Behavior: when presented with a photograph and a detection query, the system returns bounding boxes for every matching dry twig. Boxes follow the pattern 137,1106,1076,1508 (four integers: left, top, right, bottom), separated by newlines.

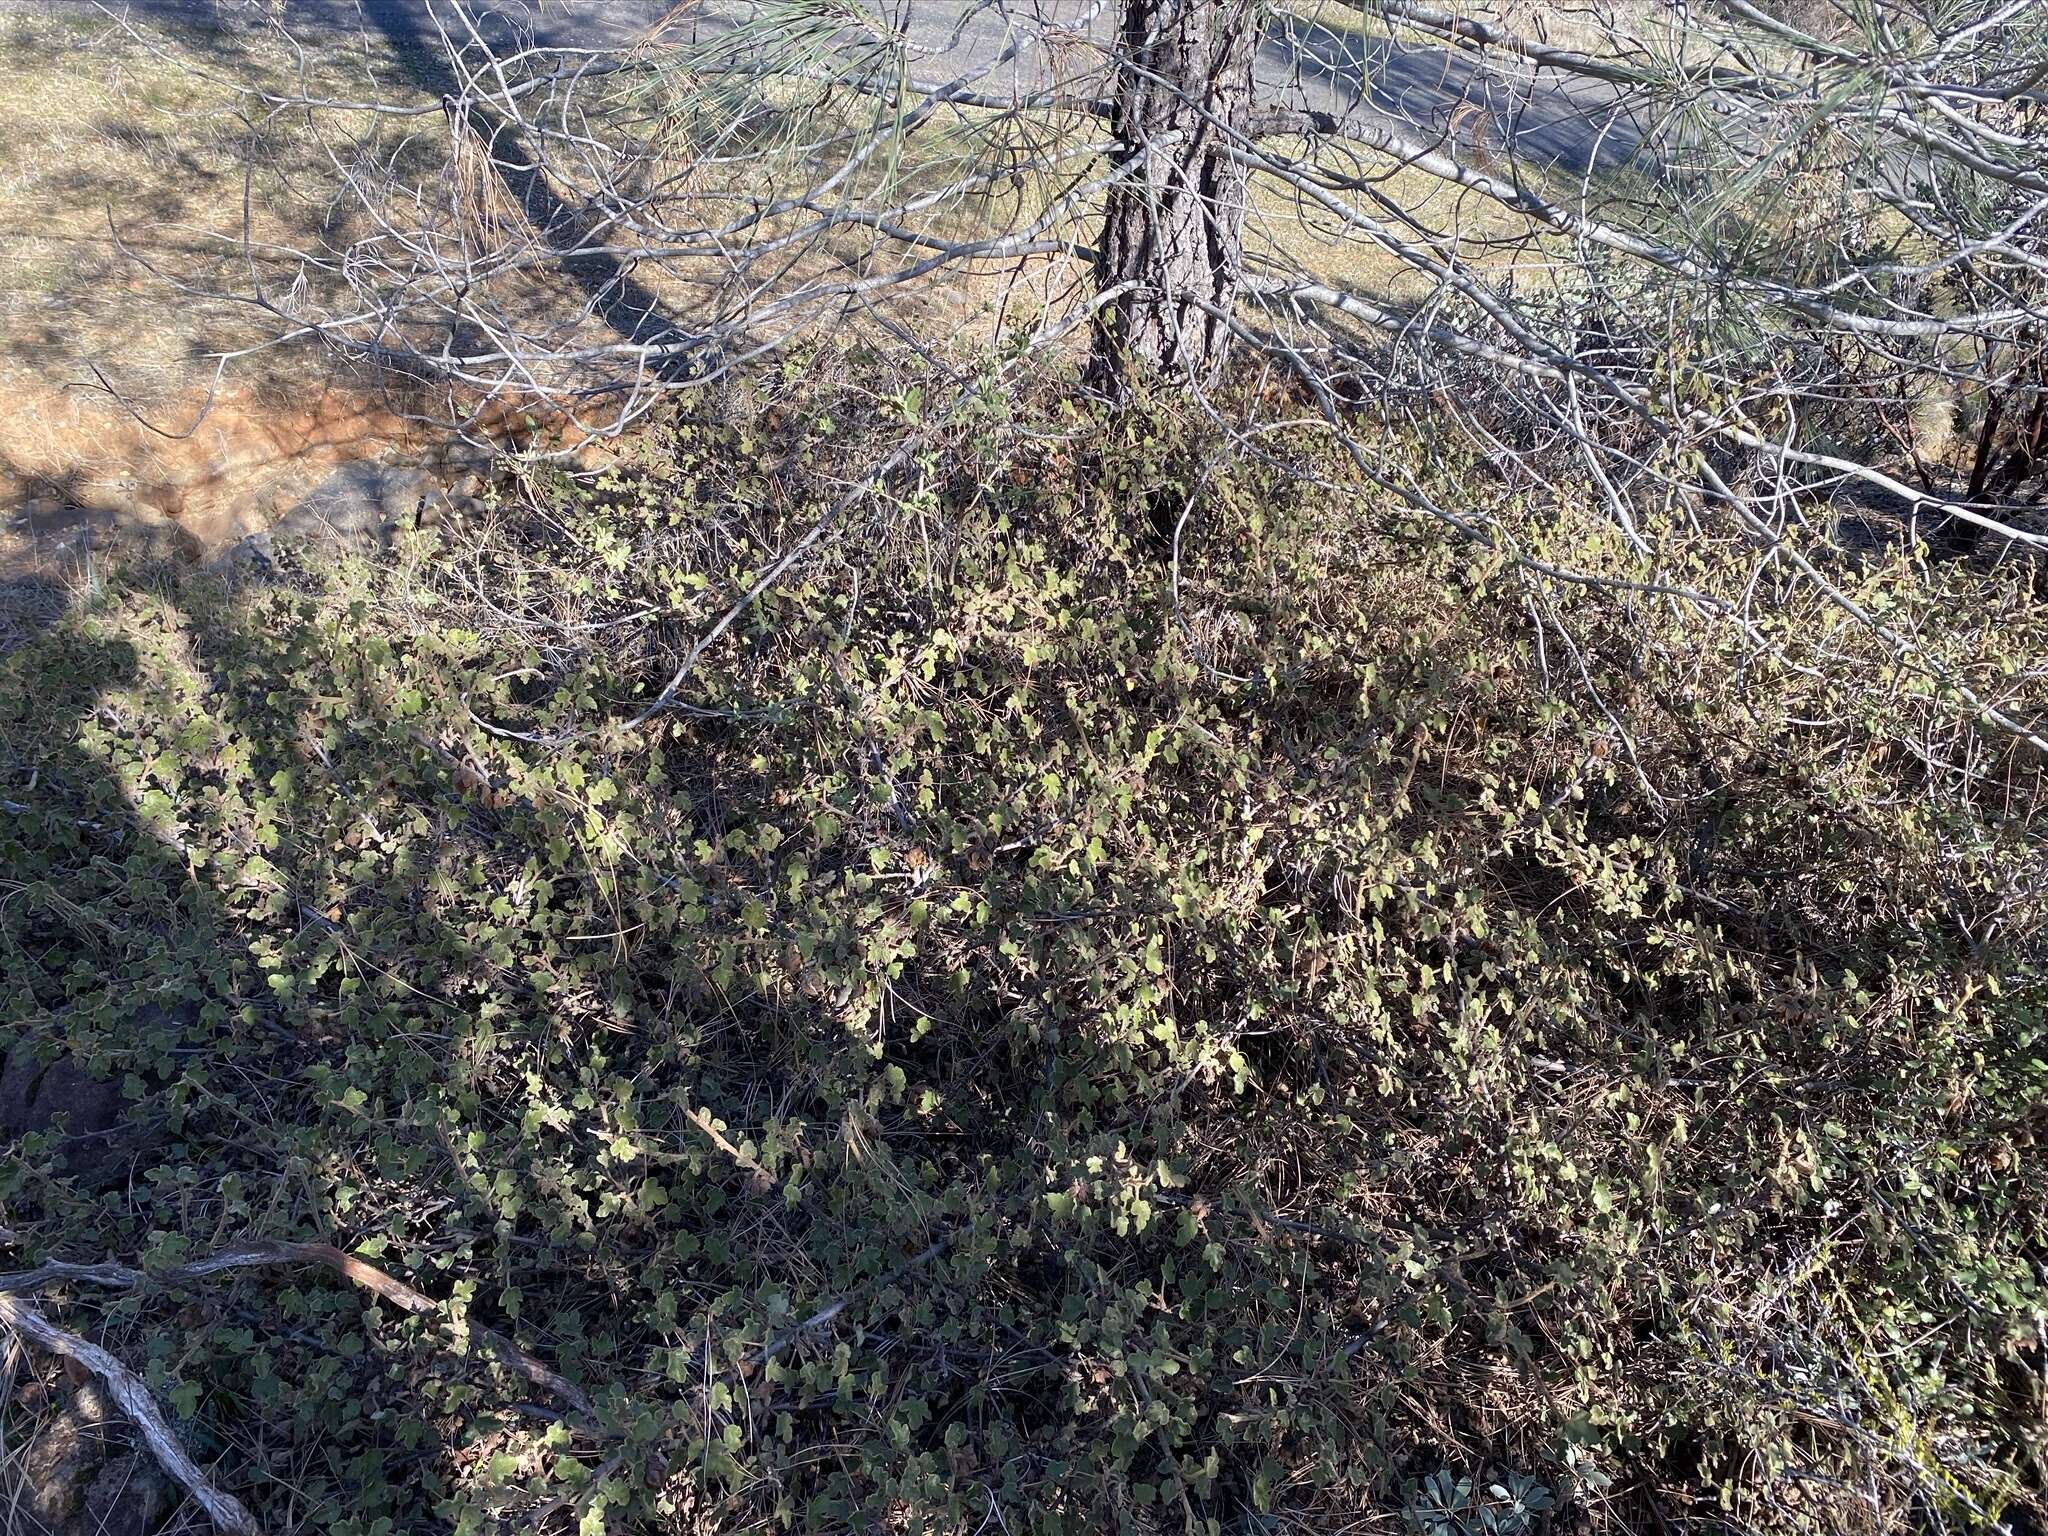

0,1291,262,1536
0,1239,591,1416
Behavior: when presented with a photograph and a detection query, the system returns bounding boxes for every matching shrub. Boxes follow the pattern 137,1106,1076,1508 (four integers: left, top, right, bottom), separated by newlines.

2,365,2044,1535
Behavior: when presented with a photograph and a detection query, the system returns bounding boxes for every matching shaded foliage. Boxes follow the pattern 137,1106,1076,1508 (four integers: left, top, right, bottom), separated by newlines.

2,364,2045,1534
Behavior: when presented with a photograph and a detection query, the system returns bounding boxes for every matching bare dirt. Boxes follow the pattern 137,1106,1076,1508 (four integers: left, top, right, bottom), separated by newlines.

0,376,423,559
0,8,440,576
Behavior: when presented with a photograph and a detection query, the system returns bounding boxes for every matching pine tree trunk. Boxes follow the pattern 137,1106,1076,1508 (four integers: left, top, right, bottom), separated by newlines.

1090,0,1259,392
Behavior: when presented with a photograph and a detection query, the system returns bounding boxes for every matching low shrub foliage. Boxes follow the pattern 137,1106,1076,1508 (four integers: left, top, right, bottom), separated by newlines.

3,362,2045,1535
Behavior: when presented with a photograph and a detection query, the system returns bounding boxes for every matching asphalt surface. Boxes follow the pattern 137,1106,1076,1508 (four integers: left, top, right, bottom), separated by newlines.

32,0,1648,173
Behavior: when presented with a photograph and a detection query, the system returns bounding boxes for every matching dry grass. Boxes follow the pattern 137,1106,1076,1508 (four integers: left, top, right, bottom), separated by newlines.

0,2,1605,573
0,9,435,568
1279,0,1686,64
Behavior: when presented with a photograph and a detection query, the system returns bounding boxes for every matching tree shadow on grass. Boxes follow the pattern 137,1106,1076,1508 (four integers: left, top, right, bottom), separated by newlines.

0,565,502,1533
0,552,995,1533
0,538,1224,1534
0,575,236,1534
342,1,707,385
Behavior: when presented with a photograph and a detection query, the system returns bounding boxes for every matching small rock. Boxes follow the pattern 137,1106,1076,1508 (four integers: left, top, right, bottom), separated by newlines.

271,464,423,548
0,1045,132,1175
18,1382,118,1532
81,1455,175,1536
378,470,427,526
213,531,275,576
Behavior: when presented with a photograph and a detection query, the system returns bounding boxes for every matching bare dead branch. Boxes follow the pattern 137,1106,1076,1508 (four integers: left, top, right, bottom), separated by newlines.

0,1291,263,1536
0,1239,591,1416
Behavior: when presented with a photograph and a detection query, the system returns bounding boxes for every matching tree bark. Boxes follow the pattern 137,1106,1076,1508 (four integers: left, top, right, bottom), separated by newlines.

1091,0,1259,392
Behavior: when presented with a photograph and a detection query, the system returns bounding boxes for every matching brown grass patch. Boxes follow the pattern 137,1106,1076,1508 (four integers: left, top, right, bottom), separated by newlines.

0,9,436,565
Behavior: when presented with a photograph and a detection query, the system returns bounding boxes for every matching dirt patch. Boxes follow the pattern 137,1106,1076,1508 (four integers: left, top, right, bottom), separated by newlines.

0,10,735,571
0,375,426,558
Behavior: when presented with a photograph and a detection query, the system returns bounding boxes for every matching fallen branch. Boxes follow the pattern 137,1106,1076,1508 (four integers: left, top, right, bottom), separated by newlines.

685,1106,777,1196
0,1239,590,1416
0,1291,262,1536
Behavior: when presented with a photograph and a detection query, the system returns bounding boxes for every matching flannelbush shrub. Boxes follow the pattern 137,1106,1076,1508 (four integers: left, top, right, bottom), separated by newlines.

2,362,2044,1535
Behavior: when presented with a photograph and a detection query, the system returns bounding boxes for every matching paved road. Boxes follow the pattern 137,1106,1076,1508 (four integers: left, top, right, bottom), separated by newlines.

34,0,1648,174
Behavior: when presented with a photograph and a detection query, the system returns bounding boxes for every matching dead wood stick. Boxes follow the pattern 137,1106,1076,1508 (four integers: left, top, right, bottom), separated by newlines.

0,1291,261,1536
0,1239,590,1416
685,1106,776,1194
